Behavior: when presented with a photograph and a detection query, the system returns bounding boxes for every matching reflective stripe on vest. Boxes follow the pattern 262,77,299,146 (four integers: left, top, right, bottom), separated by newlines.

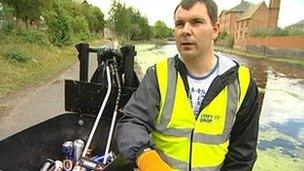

151,58,251,171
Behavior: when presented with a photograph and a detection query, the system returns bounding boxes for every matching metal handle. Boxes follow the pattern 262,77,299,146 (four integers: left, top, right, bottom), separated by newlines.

82,65,112,157
103,58,122,164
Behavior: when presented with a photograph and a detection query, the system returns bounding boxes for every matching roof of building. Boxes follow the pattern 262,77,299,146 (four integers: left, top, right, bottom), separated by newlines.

228,1,254,13
219,10,226,17
237,2,266,21
290,20,304,26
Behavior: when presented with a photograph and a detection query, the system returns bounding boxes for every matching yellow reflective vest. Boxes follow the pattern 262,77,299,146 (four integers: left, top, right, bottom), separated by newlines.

151,58,251,171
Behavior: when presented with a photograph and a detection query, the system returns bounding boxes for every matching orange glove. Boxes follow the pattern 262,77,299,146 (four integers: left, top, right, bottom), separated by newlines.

137,149,173,171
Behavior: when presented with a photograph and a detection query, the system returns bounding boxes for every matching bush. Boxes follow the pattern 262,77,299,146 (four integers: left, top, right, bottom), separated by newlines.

43,1,72,46
78,32,90,41
69,16,90,41
217,31,234,48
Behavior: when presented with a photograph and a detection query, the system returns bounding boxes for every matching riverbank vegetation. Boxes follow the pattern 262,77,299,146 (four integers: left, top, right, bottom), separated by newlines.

215,46,304,67
107,0,173,44
0,0,106,100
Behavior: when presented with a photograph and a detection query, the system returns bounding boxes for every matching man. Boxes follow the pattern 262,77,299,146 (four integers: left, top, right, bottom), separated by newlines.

116,0,260,170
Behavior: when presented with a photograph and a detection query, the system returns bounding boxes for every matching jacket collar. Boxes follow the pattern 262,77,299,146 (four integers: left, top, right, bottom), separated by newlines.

174,53,238,77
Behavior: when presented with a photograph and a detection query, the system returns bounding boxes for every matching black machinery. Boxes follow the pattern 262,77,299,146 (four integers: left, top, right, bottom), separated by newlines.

0,43,140,170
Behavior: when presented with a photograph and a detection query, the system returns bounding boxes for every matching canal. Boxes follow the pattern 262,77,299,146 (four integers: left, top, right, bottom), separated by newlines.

149,44,304,170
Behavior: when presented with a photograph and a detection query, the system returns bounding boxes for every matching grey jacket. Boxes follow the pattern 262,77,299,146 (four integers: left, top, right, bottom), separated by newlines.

115,54,260,171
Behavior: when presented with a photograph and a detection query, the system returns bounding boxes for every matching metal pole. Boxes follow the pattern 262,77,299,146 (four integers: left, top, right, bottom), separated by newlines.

82,65,112,157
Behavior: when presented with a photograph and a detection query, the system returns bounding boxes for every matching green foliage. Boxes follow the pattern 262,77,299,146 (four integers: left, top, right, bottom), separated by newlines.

0,38,78,98
14,29,48,44
217,31,234,48
218,31,232,40
82,4,105,34
0,0,47,27
43,0,72,46
69,15,90,40
1,19,14,33
108,1,151,41
131,11,151,40
61,1,91,38
153,20,172,39
1,0,105,46
0,5,14,33
108,1,132,37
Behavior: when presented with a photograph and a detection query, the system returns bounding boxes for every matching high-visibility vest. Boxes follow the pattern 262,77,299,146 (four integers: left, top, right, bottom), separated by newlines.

151,58,251,171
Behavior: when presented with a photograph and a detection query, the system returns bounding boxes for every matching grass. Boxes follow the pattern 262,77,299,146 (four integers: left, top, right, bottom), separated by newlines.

0,33,106,99
0,41,78,99
215,46,304,67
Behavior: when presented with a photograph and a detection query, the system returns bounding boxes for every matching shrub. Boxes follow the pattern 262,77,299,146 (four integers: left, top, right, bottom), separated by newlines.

43,1,72,46
217,31,234,48
69,16,90,41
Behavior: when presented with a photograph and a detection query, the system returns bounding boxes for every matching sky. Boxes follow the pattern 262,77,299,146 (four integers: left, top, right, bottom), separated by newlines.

86,0,304,29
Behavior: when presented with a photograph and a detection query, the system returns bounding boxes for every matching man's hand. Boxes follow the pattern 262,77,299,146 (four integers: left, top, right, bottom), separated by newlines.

137,149,173,171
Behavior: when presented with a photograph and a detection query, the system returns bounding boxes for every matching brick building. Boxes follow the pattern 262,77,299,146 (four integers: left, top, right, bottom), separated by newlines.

219,0,281,47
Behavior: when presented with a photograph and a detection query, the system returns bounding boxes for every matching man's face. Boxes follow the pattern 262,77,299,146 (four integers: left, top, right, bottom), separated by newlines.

174,2,219,59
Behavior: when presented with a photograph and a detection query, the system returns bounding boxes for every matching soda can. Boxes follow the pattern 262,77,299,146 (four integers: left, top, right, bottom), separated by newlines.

50,160,63,171
62,141,74,171
72,164,86,171
40,158,54,171
73,139,85,162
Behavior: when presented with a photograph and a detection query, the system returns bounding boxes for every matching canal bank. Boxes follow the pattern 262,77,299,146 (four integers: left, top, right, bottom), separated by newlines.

215,46,304,67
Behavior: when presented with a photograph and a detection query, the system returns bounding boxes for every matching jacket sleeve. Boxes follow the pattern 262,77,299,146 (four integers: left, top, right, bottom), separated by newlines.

221,78,261,171
115,66,160,165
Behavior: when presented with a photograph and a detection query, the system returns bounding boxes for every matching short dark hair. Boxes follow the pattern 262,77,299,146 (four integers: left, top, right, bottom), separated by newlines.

174,0,218,25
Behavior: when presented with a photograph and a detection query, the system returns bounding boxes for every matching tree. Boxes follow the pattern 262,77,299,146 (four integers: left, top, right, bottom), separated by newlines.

130,10,151,40
0,0,47,28
108,0,132,38
108,1,152,40
154,20,172,38
81,4,105,34
43,0,72,46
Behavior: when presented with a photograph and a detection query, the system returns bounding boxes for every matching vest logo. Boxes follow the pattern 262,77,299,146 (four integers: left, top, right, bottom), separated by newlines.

200,114,221,123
